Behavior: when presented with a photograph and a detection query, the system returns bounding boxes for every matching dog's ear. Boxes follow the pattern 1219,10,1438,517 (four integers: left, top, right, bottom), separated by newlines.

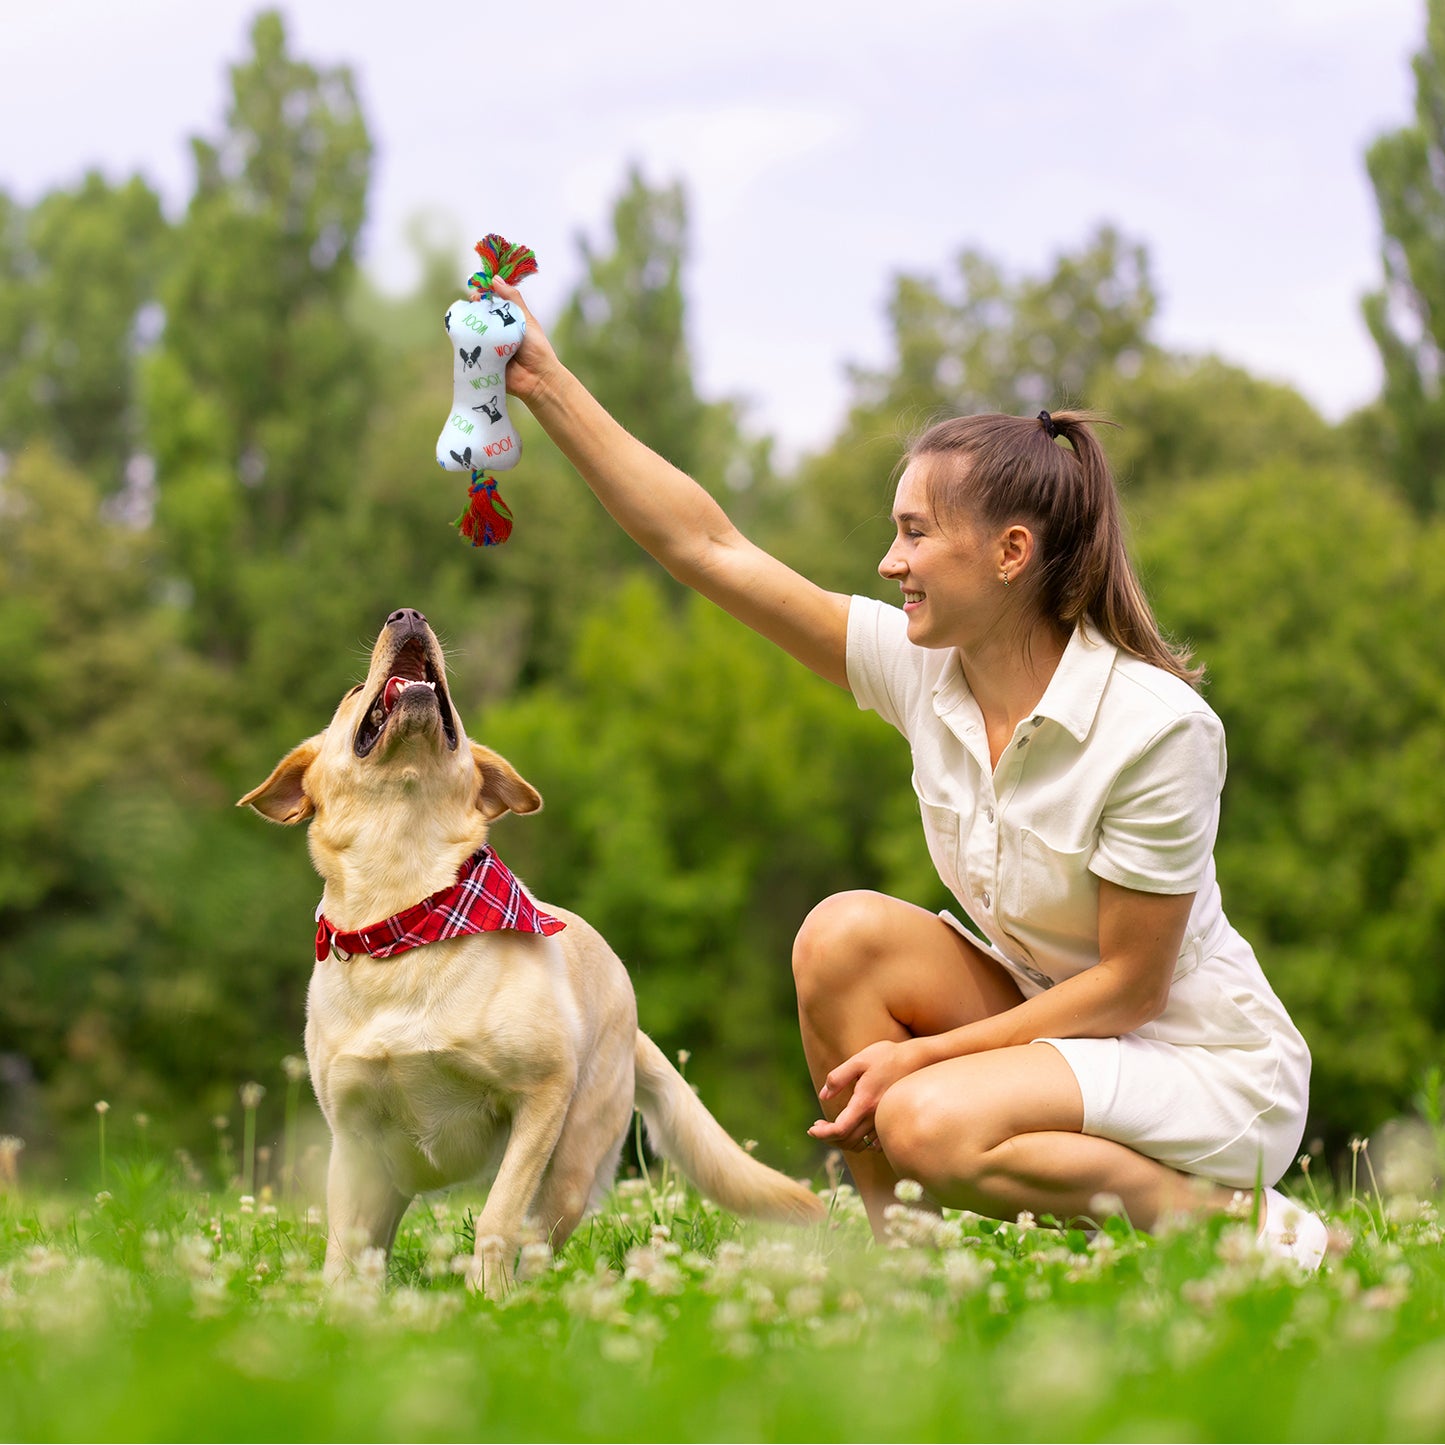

471,742,542,821
236,738,323,824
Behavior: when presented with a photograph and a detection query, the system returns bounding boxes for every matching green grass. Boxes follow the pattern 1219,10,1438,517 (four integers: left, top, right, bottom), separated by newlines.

0,1142,1443,1443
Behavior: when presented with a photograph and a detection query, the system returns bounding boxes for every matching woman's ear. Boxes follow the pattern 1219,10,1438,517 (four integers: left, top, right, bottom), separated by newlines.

999,523,1037,581
236,738,323,824
471,742,543,821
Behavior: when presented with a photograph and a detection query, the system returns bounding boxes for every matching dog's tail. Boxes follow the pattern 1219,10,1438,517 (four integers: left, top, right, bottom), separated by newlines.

633,1032,825,1224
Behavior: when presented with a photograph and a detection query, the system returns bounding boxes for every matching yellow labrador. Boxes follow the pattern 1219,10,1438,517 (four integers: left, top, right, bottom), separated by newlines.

240,607,821,1294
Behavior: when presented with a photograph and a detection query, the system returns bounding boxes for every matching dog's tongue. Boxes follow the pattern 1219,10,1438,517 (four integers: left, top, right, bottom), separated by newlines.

383,676,408,714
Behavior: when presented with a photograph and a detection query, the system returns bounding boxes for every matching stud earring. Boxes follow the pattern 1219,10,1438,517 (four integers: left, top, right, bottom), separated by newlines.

1001,569,1011,587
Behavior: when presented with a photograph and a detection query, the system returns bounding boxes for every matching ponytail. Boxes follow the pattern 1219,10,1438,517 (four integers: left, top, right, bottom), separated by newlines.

911,410,1202,687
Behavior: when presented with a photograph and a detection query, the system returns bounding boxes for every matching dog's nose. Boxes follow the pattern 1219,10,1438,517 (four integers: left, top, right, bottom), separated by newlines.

386,608,427,630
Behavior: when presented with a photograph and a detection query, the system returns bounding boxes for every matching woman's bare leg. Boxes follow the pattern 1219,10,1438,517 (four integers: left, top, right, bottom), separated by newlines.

792,891,1025,1233
874,1043,1232,1227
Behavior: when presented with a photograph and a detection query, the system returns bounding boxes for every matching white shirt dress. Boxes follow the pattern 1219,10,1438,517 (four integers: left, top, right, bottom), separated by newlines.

847,596,1311,1189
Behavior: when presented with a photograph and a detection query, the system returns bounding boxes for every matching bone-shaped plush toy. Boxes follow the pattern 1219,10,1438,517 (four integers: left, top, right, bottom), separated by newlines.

435,235,538,545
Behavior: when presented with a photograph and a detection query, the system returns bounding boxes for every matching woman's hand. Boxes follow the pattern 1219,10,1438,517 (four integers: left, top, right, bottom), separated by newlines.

483,278,564,407
807,1039,919,1153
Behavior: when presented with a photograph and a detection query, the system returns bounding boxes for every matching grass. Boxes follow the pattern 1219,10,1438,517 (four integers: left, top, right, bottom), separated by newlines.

0,1122,1443,1443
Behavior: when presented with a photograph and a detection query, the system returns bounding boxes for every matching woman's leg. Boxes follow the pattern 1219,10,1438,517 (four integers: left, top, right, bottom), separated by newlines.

874,1043,1232,1228
792,891,1025,1233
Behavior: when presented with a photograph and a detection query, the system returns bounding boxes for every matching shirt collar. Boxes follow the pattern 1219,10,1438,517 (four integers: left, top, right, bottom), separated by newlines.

931,620,1117,743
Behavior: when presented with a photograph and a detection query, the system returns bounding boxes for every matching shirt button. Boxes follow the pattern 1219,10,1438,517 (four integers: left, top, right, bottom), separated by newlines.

1017,736,1029,749
986,807,995,823
981,890,992,908
1032,715,1044,726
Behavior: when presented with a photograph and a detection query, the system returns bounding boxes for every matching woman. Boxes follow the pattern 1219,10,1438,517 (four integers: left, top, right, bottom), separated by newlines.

489,278,1325,1267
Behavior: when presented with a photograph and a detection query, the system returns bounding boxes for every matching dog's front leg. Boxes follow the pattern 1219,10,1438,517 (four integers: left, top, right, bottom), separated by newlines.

466,1079,574,1300
322,1134,412,1285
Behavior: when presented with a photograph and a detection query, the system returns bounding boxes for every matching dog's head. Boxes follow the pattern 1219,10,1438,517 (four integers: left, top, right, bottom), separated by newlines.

237,609,540,869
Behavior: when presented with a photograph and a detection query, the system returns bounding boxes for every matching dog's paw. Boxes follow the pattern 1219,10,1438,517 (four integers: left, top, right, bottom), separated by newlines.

461,1233,515,1301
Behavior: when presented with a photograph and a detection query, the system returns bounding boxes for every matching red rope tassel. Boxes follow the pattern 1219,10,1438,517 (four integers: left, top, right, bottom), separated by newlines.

453,471,514,546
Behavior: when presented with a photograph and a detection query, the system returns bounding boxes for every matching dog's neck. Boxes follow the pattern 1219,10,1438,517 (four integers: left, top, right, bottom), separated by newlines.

310,797,490,931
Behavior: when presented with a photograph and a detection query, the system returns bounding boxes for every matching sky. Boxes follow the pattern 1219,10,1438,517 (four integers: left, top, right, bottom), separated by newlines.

0,0,1425,456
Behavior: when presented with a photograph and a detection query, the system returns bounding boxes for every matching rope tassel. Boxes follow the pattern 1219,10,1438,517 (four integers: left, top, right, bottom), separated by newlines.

453,471,514,547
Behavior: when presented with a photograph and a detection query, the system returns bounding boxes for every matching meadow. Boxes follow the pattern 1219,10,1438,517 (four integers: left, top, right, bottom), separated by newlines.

2,1092,1444,1444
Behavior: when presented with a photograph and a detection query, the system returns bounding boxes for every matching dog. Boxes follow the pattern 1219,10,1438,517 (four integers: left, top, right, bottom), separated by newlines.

239,608,822,1295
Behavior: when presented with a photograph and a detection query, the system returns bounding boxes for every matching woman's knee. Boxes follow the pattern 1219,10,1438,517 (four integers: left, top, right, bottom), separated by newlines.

791,891,897,1004
875,1070,988,1187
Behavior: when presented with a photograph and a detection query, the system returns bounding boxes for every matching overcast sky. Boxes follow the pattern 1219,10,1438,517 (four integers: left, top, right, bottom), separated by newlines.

0,0,1423,455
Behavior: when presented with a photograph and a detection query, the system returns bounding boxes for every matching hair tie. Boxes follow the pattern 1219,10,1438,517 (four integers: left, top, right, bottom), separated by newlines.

1037,410,1060,439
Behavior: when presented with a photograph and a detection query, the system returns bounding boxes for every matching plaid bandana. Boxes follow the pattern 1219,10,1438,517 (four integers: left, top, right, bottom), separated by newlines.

315,845,565,962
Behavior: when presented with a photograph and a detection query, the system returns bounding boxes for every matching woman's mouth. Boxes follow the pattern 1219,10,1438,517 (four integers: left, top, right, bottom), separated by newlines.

902,589,925,610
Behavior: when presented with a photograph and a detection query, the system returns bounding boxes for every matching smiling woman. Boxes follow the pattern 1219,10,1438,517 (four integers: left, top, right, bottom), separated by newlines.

490,278,1327,1270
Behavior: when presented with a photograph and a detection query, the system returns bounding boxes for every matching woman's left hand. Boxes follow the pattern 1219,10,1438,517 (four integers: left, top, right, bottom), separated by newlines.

807,1039,918,1153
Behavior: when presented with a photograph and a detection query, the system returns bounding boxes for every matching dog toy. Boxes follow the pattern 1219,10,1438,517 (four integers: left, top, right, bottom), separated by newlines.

436,234,538,545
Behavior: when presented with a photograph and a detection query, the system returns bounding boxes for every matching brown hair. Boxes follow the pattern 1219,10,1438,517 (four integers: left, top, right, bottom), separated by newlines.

910,411,1202,686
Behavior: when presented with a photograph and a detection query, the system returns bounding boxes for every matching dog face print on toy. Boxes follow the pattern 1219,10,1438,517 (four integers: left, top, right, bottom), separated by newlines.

435,235,538,546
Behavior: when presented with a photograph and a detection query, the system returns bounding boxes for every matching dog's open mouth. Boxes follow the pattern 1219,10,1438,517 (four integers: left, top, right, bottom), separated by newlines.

354,636,459,758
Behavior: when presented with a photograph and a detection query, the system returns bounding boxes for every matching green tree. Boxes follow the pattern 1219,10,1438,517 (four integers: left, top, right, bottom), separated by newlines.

1092,352,1338,495
146,9,374,662
1363,0,1445,516
0,174,170,489
780,227,1158,592
1139,463,1445,1138
481,574,930,1166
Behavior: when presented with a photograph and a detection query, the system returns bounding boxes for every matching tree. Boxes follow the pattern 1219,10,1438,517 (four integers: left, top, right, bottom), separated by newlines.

1092,352,1337,495
480,574,930,1166
0,174,170,490
779,227,1159,593
145,9,375,661
1138,462,1445,1138
1363,0,1445,517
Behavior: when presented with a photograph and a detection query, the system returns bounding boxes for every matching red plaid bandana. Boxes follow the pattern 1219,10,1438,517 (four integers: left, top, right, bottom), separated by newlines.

315,845,565,962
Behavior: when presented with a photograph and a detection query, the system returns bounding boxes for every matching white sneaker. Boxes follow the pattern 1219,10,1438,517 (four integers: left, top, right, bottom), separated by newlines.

1259,1186,1328,1272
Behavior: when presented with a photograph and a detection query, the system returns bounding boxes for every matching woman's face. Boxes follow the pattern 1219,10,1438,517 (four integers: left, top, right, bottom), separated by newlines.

879,459,1006,650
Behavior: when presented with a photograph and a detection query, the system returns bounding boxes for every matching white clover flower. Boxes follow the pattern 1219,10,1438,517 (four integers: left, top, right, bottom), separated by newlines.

93,1101,110,1115
1015,1210,1037,1230
516,1242,553,1282
1088,1191,1126,1220
281,1055,308,1083
784,1284,824,1321
893,1178,924,1203
239,1082,266,1110
1225,1190,1255,1220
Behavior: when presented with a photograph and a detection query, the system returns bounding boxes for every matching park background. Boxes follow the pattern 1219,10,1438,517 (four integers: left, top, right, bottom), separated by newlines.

1,0,1444,1184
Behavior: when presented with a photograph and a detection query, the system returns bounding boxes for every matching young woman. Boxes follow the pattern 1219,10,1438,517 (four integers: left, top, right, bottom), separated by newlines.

488,278,1325,1267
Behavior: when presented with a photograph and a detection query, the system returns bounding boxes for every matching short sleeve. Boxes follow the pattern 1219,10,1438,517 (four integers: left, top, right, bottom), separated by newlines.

1089,711,1227,895
846,595,923,735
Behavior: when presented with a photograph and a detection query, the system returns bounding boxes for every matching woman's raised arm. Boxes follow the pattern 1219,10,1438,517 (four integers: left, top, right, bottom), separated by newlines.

491,279,852,689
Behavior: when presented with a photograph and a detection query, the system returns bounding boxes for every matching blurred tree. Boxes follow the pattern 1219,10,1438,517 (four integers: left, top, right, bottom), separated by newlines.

780,226,1158,592
1092,353,1337,495
0,445,240,1119
478,168,780,684
0,174,170,490
1140,462,1445,1138
145,8,375,664
481,574,930,1166
1363,0,1445,516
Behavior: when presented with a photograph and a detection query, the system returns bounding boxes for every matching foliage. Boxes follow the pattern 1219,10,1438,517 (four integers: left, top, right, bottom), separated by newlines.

482,574,936,1167
1,7,1443,1179
1363,0,1445,517
1139,464,1445,1136
779,225,1158,592
0,174,170,493
0,1136,1442,1443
